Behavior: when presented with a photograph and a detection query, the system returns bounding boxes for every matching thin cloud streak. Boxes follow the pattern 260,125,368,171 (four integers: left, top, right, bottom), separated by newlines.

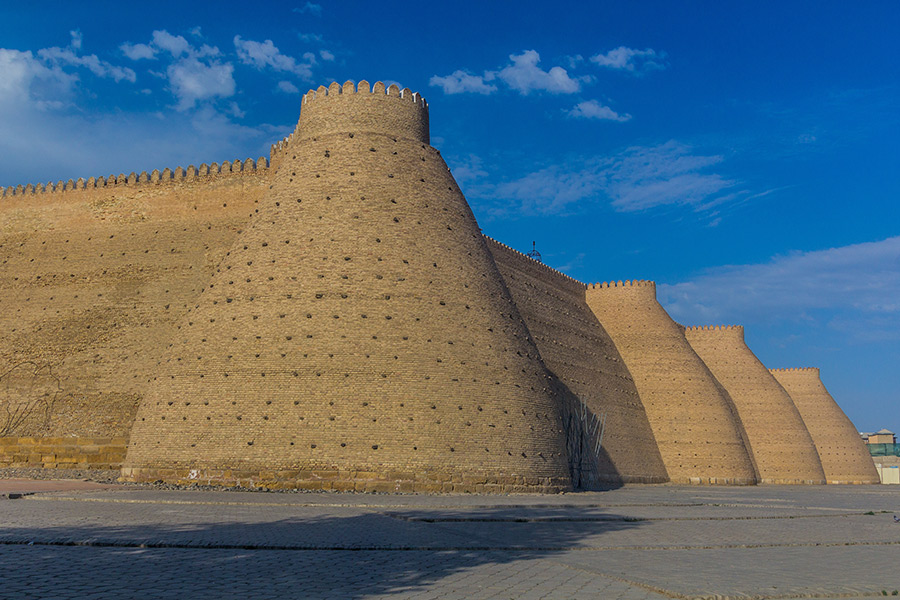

660,236,900,339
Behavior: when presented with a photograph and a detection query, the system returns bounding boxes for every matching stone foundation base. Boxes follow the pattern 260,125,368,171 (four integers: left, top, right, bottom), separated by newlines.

119,466,573,494
0,437,128,469
758,478,827,485
671,476,758,486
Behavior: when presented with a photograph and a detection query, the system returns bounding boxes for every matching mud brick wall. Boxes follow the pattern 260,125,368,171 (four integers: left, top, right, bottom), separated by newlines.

0,160,271,438
770,368,879,484
585,281,757,485
684,326,825,484
486,238,667,485
0,436,127,469
121,81,573,493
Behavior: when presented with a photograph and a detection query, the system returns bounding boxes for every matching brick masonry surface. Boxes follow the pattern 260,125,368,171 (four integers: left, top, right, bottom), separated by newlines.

0,79,872,491
771,368,880,484
584,282,758,485
684,326,826,484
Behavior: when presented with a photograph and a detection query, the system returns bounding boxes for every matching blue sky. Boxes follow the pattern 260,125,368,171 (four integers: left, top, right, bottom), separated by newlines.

1,1,898,434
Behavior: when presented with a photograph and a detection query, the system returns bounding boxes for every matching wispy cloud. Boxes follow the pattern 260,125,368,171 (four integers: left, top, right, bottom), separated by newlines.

481,141,741,215
294,2,322,16
659,236,900,340
234,36,315,80
591,46,666,73
567,99,631,122
431,50,582,96
38,30,136,83
497,50,582,95
277,80,300,94
429,70,497,95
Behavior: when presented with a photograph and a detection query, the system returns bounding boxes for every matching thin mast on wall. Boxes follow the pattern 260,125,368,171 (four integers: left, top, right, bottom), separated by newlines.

526,241,542,263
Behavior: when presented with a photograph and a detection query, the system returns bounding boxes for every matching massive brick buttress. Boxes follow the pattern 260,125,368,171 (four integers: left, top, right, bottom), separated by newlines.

584,281,758,485
486,240,668,484
121,81,574,492
684,326,826,484
770,368,879,484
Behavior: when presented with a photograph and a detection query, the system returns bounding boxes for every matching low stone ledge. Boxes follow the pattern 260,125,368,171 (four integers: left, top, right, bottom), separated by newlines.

119,466,573,494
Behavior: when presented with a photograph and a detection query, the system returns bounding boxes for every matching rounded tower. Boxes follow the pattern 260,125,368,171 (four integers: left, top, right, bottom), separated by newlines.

684,326,825,484
770,368,879,484
585,281,757,485
122,81,573,493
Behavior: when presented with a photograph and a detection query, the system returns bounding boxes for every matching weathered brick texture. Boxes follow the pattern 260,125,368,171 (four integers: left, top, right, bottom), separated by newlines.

684,326,826,484
584,282,757,485
0,78,871,491
121,81,573,492
486,239,668,485
770,368,879,484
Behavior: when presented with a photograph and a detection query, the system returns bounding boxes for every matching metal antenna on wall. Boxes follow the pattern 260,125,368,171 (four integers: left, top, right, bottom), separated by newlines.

526,241,542,263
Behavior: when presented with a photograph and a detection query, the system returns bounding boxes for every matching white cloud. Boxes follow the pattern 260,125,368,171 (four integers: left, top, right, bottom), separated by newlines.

294,2,322,16
431,51,582,96
31,31,136,83
38,46,136,83
234,36,314,80
167,57,235,111
120,42,156,61
151,30,192,58
601,141,735,211
277,80,300,94
659,237,900,338
319,49,335,62
429,70,497,95
297,33,323,43
591,46,666,73
497,50,581,95
0,49,75,108
568,99,631,122
485,141,740,215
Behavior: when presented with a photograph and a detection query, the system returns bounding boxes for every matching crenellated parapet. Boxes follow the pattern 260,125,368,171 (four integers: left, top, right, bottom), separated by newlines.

2,156,272,199
297,79,430,144
482,235,586,288
684,324,745,340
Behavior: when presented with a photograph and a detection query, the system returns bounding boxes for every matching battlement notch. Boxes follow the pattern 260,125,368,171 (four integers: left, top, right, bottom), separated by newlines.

297,79,430,144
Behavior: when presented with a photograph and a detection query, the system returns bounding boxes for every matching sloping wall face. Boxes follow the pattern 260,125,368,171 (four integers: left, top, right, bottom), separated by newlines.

584,282,757,485
122,82,574,493
770,368,880,484
684,326,826,484
0,168,268,438
486,239,668,484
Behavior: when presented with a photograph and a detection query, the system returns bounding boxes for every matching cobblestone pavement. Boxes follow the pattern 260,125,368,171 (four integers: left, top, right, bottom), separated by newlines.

0,483,898,599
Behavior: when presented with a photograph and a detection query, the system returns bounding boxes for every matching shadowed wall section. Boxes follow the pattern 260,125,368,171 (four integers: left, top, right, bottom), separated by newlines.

770,368,879,484
585,281,757,485
121,82,573,493
486,239,668,484
684,326,826,484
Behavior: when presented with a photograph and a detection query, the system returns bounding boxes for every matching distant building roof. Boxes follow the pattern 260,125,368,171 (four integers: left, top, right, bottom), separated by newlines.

875,428,895,435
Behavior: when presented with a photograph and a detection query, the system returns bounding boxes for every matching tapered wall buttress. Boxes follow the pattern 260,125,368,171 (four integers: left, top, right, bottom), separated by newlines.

584,282,757,485
770,368,879,484
684,326,826,484
122,82,574,493
486,240,668,485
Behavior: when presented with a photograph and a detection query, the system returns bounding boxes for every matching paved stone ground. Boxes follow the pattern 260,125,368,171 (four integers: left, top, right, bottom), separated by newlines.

0,483,898,599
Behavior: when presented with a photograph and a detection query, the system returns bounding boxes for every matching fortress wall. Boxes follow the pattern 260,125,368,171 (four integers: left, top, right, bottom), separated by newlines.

298,80,429,144
122,82,573,494
0,436,127,470
770,368,880,484
584,282,758,484
485,238,668,484
0,162,270,438
684,326,826,484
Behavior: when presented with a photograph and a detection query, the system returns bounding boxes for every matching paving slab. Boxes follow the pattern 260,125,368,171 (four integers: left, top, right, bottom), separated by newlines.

1,481,898,599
